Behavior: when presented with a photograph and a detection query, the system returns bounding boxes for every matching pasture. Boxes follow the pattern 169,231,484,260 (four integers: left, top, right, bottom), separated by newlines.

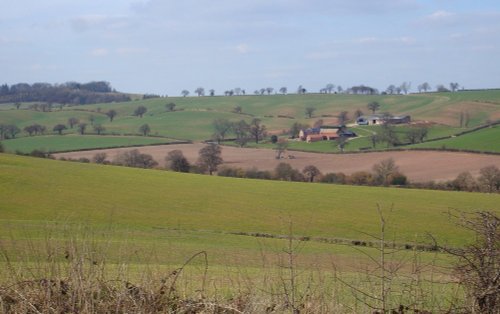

1,90,499,153
1,153,498,311
1,134,175,153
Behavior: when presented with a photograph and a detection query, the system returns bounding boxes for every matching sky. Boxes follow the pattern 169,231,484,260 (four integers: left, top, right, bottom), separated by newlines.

1,0,500,95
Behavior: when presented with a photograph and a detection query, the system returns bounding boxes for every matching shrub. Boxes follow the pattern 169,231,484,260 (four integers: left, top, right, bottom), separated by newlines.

113,149,158,169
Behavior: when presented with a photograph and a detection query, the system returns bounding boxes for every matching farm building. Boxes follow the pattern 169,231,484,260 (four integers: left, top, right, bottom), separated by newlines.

300,125,355,142
387,115,411,124
306,133,339,143
356,115,384,125
356,114,411,125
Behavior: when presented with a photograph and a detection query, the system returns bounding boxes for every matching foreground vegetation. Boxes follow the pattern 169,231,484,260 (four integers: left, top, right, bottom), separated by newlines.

1,154,498,312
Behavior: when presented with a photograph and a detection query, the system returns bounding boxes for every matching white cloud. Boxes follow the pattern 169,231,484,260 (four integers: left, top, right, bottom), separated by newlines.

425,10,456,22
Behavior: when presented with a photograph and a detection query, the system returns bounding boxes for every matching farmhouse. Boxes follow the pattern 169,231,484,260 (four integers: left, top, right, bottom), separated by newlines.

300,125,355,142
356,115,384,125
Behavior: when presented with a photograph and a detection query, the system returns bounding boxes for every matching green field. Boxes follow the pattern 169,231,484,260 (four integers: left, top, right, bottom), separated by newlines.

1,134,175,153
1,153,498,247
408,124,500,153
1,90,499,148
1,153,497,311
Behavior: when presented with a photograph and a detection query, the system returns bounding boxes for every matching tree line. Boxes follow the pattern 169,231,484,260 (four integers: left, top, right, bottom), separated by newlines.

0,81,131,104
180,81,464,97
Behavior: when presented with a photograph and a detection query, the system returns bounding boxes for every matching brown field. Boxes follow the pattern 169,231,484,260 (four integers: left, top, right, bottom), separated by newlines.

54,144,500,182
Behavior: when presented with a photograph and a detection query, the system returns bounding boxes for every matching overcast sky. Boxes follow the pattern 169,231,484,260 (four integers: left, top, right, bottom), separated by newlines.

1,0,500,95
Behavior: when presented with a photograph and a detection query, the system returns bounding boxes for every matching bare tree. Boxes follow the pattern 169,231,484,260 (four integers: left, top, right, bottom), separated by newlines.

325,83,335,93
367,101,380,114
77,123,87,135
400,81,411,94
139,123,151,136
478,165,500,193
133,105,147,118
68,117,79,129
165,150,190,172
417,82,430,93
194,87,205,96
197,144,223,175
106,109,117,122
233,120,250,147
433,211,499,314
92,152,107,164
303,165,321,182
372,158,399,185
113,149,158,168
212,118,232,143
93,124,105,135
249,118,266,144
450,82,460,92
53,124,67,135
305,106,316,118
274,139,288,159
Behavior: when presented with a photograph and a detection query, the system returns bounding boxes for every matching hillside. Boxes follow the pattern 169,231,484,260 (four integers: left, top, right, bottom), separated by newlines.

1,90,499,155
1,153,498,246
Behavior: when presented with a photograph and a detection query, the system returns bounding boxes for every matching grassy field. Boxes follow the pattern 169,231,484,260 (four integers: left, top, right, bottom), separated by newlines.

1,153,498,247
1,90,499,146
408,124,500,153
1,153,497,311
1,134,175,153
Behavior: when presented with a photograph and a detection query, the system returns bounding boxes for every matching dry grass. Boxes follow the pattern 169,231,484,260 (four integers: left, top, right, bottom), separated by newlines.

0,223,464,314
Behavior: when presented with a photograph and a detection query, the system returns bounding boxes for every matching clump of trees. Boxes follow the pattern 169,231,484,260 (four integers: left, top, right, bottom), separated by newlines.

0,81,130,104
165,150,190,172
0,124,21,139
113,149,158,168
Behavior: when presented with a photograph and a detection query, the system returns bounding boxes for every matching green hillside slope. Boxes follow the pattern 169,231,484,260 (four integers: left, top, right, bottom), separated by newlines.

1,154,498,247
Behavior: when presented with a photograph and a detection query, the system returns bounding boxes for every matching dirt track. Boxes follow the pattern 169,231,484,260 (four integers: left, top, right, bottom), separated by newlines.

54,144,500,182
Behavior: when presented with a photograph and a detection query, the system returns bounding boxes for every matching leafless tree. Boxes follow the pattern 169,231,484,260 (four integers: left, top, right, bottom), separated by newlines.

302,165,321,182
197,144,223,175
133,105,147,118
53,124,67,135
194,87,205,96
165,150,190,172
68,117,79,128
305,106,316,118
93,124,105,135
274,139,288,159
106,109,117,122
372,158,399,185
77,123,87,135
249,118,266,144
139,123,151,136
433,210,499,314
478,165,500,193
367,101,380,114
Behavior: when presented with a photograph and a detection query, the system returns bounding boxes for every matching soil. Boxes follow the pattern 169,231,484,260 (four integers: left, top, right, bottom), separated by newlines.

54,144,500,183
